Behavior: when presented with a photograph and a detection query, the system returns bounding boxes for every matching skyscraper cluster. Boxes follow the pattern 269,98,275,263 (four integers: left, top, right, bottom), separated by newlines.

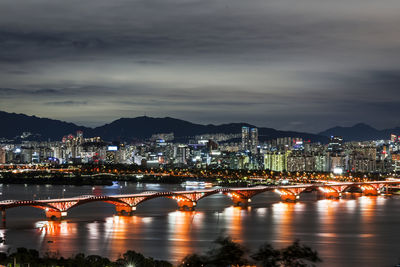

241,127,258,154
1,128,400,174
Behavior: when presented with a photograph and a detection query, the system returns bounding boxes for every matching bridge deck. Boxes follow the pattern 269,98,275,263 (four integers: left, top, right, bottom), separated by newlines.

0,180,399,205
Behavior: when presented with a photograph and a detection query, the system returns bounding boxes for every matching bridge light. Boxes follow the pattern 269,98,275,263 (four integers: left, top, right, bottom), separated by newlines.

248,199,252,203
61,212,67,217
296,195,300,199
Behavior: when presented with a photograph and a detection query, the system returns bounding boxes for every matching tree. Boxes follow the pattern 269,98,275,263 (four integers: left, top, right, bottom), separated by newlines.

179,236,248,267
280,240,322,267
117,250,172,267
251,243,281,267
180,253,207,267
207,236,249,267
85,255,112,267
180,237,322,267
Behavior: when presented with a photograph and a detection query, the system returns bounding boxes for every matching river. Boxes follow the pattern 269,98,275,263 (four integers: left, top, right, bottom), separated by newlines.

0,182,399,266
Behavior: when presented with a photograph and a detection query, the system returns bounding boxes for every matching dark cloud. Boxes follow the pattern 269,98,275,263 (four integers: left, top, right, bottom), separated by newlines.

0,0,399,132
0,88,20,95
0,87,63,96
45,100,88,106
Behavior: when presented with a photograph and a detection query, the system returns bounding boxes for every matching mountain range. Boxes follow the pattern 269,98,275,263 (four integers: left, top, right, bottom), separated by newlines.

0,111,327,143
0,111,398,143
318,123,400,141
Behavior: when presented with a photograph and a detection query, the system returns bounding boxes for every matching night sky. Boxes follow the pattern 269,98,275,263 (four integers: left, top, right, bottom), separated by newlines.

1,0,399,132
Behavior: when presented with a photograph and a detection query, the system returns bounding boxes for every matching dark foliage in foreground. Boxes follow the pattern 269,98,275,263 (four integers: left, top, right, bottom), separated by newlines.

0,237,321,267
0,247,172,267
179,237,322,267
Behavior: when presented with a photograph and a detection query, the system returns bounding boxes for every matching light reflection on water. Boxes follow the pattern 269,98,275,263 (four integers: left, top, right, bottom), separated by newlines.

272,202,293,244
167,211,198,260
0,184,399,266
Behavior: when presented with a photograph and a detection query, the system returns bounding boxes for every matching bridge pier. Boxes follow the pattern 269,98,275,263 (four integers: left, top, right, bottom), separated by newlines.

225,192,251,207
317,192,340,199
178,201,196,211
316,186,341,199
232,197,250,207
361,185,379,196
318,190,340,199
280,194,298,202
115,206,133,216
45,210,65,220
324,192,340,199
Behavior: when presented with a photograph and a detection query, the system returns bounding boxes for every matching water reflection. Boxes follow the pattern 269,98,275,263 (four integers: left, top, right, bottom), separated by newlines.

345,199,357,212
168,211,202,261
87,222,100,253
105,216,144,258
271,202,296,244
223,206,245,241
36,221,77,256
317,199,339,242
357,196,380,263
36,221,75,237
358,196,378,237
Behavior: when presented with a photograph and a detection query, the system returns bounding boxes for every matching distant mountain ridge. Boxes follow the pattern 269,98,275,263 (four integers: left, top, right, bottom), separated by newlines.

318,123,400,141
0,111,92,141
0,111,327,143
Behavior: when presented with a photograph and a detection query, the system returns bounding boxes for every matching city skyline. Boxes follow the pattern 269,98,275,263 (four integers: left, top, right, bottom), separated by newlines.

1,0,400,132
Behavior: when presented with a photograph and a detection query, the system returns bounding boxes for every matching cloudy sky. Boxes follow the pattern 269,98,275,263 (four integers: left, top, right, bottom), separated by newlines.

1,0,399,132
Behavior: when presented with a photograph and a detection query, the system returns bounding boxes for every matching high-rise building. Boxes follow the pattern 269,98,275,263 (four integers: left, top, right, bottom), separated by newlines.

174,145,189,165
330,155,346,173
242,127,250,151
315,154,330,172
264,151,288,171
328,136,343,152
242,126,258,153
250,128,258,154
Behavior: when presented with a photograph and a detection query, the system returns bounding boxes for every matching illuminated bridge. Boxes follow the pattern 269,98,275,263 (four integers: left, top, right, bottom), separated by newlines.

0,180,399,221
